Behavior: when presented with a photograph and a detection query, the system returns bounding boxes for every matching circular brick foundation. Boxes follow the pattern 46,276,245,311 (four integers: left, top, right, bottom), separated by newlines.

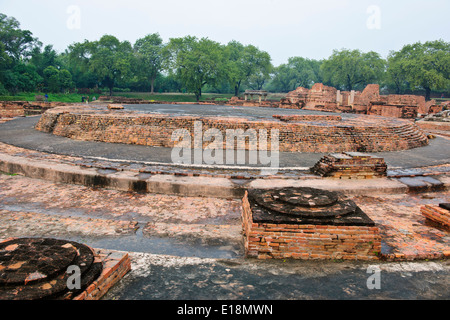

0,238,102,300
35,105,429,153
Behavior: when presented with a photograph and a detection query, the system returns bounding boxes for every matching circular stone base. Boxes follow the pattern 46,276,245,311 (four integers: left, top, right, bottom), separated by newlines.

34,105,429,153
273,187,339,208
0,238,102,300
249,187,357,219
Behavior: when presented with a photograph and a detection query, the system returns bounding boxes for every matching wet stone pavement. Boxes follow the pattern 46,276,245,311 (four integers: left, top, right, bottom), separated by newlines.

0,172,449,299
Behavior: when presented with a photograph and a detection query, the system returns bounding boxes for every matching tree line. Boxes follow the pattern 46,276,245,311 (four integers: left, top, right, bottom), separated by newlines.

1,13,449,101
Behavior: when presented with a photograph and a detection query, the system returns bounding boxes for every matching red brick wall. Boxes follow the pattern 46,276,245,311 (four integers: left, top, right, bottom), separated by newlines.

0,101,62,118
242,192,381,261
0,102,26,118
421,205,450,229
35,107,430,153
282,84,427,119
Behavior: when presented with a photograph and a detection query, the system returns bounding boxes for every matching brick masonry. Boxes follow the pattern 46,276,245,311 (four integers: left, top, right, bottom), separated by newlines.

71,249,131,300
311,152,387,179
421,205,450,229
35,106,429,153
0,101,64,118
242,192,382,261
279,83,442,119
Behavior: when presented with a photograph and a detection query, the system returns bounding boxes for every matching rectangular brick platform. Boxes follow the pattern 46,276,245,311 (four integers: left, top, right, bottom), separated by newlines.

242,192,381,261
71,249,131,300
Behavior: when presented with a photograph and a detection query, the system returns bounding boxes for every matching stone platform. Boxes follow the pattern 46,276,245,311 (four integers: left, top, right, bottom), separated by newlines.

34,104,429,153
242,188,381,261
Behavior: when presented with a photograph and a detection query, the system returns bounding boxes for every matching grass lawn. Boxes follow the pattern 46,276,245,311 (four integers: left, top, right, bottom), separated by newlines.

119,92,285,102
118,92,234,102
0,92,101,103
0,92,286,103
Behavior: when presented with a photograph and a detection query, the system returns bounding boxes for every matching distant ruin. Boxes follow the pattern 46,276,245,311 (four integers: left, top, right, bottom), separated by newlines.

279,83,442,119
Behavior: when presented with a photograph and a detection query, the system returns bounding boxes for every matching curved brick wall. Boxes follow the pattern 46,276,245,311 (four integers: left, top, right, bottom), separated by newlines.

35,106,429,153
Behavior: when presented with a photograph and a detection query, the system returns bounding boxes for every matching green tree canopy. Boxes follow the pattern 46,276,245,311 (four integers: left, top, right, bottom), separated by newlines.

387,40,450,100
0,13,41,61
68,35,133,96
270,57,323,92
165,36,226,102
30,45,60,77
133,33,165,94
321,49,386,91
43,66,61,93
0,13,42,94
3,62,42,94
225,41,273,96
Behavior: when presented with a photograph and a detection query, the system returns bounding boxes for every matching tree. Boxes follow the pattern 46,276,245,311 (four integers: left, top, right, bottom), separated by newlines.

68,35,133,96
0,13,41,61
0,13,41,94
62,47,97,90
165,36,226,102
133,33,165,94
270,57,323,92
387,40,450,100
43,66,60,93
30,44,59,77
321,49,386,91
3,62,41,94
59,69,73,92
269,64,296,92
225,41,273,96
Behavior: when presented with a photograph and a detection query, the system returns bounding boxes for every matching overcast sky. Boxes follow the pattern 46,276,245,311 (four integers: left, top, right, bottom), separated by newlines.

1,0,449,66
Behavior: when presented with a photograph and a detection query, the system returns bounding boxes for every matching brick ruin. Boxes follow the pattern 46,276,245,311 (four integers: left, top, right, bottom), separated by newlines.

0,101,65,118
242,187,381,260
279,83,442,119
416,109,450,137
35,105,429,153
311,152,387,179
421,204,450,230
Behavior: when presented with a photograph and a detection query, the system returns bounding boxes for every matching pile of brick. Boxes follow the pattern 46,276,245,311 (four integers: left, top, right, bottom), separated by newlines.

421,204,450,229
311,152,387,179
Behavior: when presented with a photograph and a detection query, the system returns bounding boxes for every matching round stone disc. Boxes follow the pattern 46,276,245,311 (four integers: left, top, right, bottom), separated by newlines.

0,238,102,300
0,238,78,286
249,188,357,218
272,187,339,208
